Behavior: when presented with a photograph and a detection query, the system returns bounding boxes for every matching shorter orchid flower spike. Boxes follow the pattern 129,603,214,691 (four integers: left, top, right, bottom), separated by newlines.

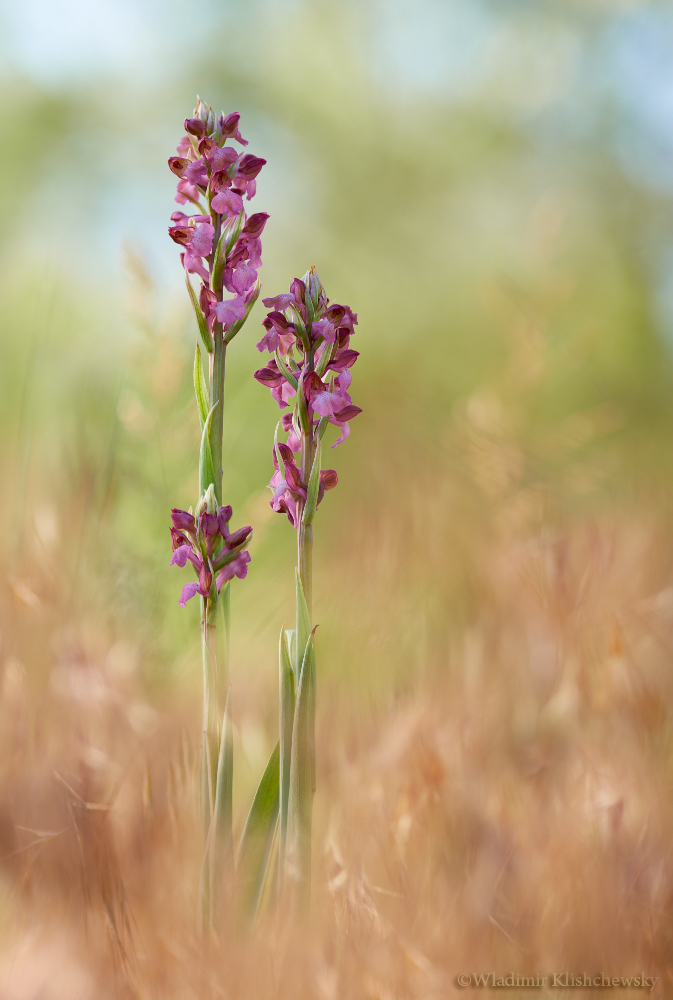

170,500,252,607
256,267,359,526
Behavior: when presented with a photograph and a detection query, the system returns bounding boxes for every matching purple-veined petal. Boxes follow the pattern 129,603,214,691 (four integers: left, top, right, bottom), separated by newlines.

246,238,262,269
311,391,345,417
231,264,257,294
286,427,301,452
311,318,336,344
171,508,195,532
321,469,338,490
168,156,188,177
184,117,206,138
211,189,244,217
182,251,210,283
330,422,350,448
225,525,252,549
219,112,248,146
218,505,233,536
262,293,296,311
179,581,202,608
328,349,359,371
216,551,251,588
199,511,219,536
333,404,362,421
190,223,215,257
256,330,278,353
336,369,352,394
175,179,201,205
170,544,192,568
184,158,208,186
242,213,269,239
215,296,247,327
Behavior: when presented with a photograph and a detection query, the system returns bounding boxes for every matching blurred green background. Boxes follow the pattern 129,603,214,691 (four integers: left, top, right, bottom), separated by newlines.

2,0,673,772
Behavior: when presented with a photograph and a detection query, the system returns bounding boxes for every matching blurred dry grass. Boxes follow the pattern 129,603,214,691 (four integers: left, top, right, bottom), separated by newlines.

3,399,673,996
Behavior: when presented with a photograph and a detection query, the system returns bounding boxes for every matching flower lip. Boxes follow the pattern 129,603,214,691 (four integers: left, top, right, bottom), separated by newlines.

216,550,251,588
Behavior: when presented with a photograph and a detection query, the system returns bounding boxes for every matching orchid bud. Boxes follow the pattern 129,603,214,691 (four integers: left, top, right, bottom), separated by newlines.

195,483,216,521
204,483,217,515
303,265,325,315
199,511,219,537
194,96,210,123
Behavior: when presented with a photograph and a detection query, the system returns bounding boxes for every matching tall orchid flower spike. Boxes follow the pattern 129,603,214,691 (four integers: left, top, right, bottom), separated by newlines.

252,266,360,913
167,97,267,930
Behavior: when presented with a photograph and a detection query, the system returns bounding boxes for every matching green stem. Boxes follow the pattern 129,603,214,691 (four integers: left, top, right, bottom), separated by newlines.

298,431,314,615
209,328,226,505
199,588,229,930
286,424,317,911
200,602,213,837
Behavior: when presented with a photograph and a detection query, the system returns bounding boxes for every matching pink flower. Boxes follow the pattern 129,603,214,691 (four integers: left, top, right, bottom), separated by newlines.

214,296,247,329
170,504,252,607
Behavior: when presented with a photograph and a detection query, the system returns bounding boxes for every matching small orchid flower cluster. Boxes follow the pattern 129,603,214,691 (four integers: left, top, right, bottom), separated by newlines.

168,98,269,339
170,493,251,609
254,268,361,528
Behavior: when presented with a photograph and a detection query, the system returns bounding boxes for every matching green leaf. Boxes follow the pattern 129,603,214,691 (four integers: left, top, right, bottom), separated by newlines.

296,374,310,433
278,626,295,884
185,274,214,354
199,403,218,497
301,441,322,526
275,349,299,392
274,421,286,482
315,341,334,378
193,342,209,430
213,691,233,854
223,210,245,258
236,741,280,922
285,629,297,679
315,415,330,442
295,568,311,681
211,535,251,572
285,633,316,909
208,690,233,919
210,233,226,293
210,214,244,293
224,278,261,344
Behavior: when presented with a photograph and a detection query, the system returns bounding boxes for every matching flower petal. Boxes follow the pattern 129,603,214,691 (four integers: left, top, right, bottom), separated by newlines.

179,581,202,608
170,544,192,568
